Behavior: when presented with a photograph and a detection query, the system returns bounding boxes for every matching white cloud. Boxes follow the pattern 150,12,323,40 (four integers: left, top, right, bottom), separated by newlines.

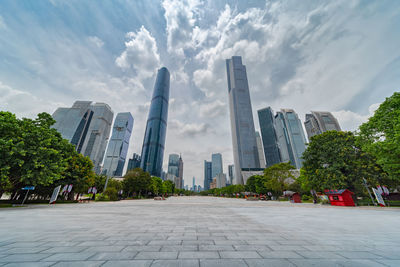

116,26,160,81
88,36,104,48
199,99,226,118
169,119,211,137
332,103,381,132
0,81,60,118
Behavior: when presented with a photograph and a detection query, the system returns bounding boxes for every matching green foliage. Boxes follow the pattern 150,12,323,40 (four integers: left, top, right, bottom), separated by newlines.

122,168,151,197
263,163,295,197
359,92,400,188
163,180,175,194
302,131,386,195
0,112,77,194
104,187,118,201
107,179,122,192
94,174,107,193
203,184,245,197
149,176,164,195
60,152,95,194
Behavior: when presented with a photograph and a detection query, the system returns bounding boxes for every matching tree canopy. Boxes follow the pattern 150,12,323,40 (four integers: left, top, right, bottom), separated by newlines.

359,92,400,188
301,131,386,194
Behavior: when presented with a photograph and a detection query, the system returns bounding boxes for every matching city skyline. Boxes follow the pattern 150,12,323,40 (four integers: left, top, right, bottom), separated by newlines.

1,1,400,184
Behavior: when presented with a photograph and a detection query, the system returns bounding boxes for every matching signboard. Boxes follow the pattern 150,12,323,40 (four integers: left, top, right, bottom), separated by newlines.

22,186,35,190
372,188,386,207
49,185,61,204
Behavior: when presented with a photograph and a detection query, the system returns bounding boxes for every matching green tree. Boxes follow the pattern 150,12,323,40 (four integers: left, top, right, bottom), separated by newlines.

245,176,257,193
263,163,295,197
359,92,400,188
94,174,107,193
0,112,72,199
302,131,386,195
163,180,175,195
122,168,151,197
149,177,164,195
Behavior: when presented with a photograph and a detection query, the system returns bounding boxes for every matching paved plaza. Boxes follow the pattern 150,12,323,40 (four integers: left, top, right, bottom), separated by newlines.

0,197,400,267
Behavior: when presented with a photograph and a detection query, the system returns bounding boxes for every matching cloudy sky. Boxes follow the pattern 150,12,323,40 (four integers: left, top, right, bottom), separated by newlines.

1,0,399,187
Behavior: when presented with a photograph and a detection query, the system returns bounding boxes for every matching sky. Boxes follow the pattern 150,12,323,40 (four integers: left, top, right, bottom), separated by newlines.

1,0,400,187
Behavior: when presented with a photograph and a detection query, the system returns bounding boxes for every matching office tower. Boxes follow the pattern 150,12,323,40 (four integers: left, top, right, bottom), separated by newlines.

211,153,223,179
161,170,167,181
255,131,266,168
103,113,133,177
203,160,212,190
81,103,114,174
178,155,183,189
52,101,94,153
216,173,227,188
275,109,307,169
127,153,141,173
168,154,180,177
226,56,260,184
258,107,281,167
140,67,170,177
304,111,341,140
52,101,113,173
228,164,234,185
192,177,195,189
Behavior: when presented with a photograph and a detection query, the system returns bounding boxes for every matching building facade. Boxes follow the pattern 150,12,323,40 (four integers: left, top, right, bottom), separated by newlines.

258,107,281,167
255,131,266,168
52,101,113,174
127,153,141,173
226,56,260,184
228,164,234,185
140,67,170,177
211,153,223,179
275,109,307,169
203,160,212,190
304,111,341,140
103,112,133,177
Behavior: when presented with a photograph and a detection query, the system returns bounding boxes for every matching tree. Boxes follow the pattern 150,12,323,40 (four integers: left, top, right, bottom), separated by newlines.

302,131,386,195
0,112,72,199
122,168,151,197
263,163,295,197
163,180,175,195
94,174,107,193
59,152,95,200
149,177,164,196
359,92,400,188
245,176,257,193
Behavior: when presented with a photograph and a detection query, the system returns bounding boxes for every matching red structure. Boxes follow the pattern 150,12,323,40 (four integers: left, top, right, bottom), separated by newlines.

324,189,355,206
283,191,302,203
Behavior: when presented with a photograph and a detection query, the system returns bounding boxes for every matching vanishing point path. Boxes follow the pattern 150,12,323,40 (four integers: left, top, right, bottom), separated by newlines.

0,197,400,267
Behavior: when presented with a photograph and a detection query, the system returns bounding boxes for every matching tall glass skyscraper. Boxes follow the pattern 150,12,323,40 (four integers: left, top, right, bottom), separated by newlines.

102,112,133,177
255,131,266,168
211,153,223,179
226,56,260,184
127,153,141,172
228,164,234,185
258,107,281,167
168,154,180,177
52,101,113,174
140,67,170,177
275,109,307,169
203,160,212,190
304,111,341,140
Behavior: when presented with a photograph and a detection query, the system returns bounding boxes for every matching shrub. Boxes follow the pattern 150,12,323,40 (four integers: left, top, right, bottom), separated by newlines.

104,187,118,201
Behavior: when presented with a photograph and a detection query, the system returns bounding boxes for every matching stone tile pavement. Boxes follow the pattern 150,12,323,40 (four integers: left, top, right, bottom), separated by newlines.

0,196,399,266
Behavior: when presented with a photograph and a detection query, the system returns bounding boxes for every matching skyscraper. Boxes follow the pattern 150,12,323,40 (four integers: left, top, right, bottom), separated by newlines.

304,111,341,140
228,164,234,185
52,101,93,153
140,67,170,177
192,176,195,189
127,153,141,173
203,160,212,190
275,109,307,169
211,153,223,179
168,154,180,177
178,155,183,189
226,56,260,184
258,107,281,167
103,112,133,177
52,101,113,174
255,131,266,168
81,103,114,174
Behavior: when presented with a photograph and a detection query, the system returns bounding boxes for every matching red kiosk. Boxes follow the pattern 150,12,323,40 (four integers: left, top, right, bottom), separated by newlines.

324,189,355,206
283,191,302,203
